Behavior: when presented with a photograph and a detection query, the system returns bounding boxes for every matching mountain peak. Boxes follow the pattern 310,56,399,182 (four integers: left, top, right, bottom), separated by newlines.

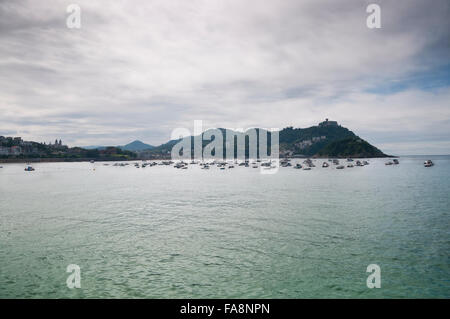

120,140,154,151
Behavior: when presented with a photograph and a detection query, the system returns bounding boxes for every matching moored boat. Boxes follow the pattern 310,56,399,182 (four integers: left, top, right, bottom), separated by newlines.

424,160,434,167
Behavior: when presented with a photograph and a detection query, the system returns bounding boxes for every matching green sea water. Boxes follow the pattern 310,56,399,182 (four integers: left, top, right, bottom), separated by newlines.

0,156,449,298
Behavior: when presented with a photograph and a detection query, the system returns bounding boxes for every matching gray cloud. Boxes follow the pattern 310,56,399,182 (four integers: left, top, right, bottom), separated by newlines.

0,0,449,154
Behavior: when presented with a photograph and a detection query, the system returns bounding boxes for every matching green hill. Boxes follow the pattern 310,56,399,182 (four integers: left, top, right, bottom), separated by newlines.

316,137,388,158
278,124,356,156
141,120,389,158
119,140,154,151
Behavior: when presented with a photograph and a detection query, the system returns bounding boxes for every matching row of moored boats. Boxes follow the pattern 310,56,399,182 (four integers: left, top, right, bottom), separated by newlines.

15,158,437,172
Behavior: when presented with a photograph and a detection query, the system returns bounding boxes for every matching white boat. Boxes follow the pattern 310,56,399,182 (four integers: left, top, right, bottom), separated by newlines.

424,160,434,167
322,162,329,168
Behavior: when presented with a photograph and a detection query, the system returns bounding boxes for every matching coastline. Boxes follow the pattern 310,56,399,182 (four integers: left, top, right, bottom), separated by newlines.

0,155,394,164
0,157,141,164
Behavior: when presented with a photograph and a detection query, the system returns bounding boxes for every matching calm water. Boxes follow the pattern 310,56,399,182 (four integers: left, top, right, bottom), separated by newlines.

0,156,449,298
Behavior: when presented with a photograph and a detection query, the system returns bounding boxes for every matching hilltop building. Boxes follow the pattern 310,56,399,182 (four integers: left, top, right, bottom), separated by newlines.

319,119,338,127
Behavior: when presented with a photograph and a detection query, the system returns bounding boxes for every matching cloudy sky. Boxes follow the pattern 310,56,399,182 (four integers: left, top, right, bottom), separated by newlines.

0,0,449,154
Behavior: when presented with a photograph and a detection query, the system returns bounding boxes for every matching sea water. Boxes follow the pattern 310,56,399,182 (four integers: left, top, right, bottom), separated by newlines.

0,156,449,298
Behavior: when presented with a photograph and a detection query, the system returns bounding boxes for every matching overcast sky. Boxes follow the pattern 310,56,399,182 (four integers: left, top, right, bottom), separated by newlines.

0,0,449,154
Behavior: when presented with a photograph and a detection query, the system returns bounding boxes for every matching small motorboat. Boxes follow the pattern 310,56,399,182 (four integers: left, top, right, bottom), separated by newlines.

24,166,35,171
293,163,302,169
322,162,329,168
336,165,345,169
393,159,399,164
347,164,354,168
385,161,393,165
303,167,311,170
424,160,434,167
356,160,363,167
